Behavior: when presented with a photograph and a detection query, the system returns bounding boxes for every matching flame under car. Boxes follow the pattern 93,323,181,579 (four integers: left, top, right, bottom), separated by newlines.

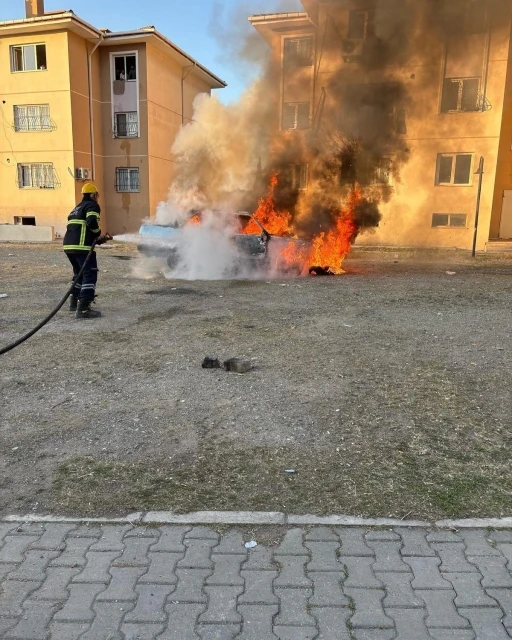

137,212,311,276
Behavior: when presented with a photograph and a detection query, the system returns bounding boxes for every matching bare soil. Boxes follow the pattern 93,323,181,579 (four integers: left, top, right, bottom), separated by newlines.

0,243,511,519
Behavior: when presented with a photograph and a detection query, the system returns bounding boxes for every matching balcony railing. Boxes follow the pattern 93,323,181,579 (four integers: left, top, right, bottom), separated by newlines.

13,116,56,132
114,114,139,138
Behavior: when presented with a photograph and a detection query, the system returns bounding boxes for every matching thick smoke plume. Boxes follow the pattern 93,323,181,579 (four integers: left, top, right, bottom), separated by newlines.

154,0,510,272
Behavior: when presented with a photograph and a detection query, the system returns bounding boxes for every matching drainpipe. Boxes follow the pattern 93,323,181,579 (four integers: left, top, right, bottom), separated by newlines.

181,63,196,126
472,156,485,257
87,35,103,180
480,12,492,112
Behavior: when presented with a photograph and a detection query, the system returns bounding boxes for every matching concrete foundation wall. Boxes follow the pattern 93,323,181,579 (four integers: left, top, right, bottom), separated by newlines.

0,225,55,242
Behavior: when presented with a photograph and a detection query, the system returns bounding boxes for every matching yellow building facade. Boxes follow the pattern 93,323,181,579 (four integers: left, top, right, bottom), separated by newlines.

0,4,225,236
251,1,512,251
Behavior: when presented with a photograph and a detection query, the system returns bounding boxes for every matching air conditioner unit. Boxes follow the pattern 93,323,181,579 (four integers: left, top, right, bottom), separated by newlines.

75,167,91,181
342,39,364,62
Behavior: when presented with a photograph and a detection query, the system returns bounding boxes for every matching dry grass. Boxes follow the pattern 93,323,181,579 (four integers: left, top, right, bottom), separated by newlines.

52,439,512,520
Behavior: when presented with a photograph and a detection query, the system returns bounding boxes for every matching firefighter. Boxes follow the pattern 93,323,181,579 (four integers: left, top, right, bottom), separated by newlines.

63,183,110,319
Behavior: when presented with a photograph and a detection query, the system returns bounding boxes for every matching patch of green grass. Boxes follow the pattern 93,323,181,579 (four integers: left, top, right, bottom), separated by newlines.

50,442,512,519
414,475,511,515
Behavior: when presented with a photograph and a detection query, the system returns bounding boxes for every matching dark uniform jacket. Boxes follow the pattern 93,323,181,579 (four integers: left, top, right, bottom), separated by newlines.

63,198,101,252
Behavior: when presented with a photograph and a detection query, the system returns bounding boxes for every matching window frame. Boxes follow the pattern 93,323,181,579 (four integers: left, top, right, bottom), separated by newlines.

290,163,309,190
283,37,314,67
113,53,138,82
348,9,373,40
432,213,468,228
14,216,36,226
13,104,52,132
441,77,481,113
114,111,139,138
435,153,474,186
281,101,311,131
16,162,56,189
10,43,47,73
115,167,140,193
374,156,393,185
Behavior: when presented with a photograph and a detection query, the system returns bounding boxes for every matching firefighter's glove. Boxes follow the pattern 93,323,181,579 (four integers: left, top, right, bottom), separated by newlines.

96,233,113,246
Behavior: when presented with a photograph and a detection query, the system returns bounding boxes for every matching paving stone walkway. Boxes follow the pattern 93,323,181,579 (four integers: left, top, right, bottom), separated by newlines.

0,522,511,639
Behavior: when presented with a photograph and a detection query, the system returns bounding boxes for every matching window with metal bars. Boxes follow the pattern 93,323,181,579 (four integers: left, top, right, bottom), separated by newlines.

17,163,57,189
441,78,481,112
13,105,54,131
114,112,138,138
282,102,311,130
116,167,140,192
436,153,473,185
374,157,392,184
283,38,313,67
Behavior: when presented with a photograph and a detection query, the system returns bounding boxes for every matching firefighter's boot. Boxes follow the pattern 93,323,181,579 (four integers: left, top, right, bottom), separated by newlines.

69,295,78,312
75,299,101,319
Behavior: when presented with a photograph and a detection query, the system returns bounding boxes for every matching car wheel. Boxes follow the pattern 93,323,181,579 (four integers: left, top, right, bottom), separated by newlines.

166,249,179,270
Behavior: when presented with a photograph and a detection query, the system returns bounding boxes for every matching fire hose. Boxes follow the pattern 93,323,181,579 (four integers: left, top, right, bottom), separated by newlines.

0,235,112,357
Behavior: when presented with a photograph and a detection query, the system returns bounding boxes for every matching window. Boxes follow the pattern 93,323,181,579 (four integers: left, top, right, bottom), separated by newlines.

441,78,480,112
375,157,392,184
432,214,467,228
13,104,52,131
114,54,137,81
283,37,313,67
282,102,310,130
290,164,308,190
348,10,374,39
116,167,140,192
340,152,357,185
17,163,56,189
436,153,473,185
14,216,36,225
114,112,138,137
10,44,46,72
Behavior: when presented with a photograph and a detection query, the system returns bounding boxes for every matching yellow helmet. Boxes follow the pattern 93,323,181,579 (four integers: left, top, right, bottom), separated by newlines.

81,182,98,195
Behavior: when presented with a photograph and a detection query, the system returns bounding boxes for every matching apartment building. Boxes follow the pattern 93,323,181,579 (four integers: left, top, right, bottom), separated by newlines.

250,0,512,250
0,0,225,236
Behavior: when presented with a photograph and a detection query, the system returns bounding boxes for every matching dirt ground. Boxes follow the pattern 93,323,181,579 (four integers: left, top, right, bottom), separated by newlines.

0,243,511,520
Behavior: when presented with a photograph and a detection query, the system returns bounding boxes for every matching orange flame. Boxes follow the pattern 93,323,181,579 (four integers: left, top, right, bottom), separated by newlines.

243,173,294,237
243,174,361,275
306,189,361,275
187,213,202,226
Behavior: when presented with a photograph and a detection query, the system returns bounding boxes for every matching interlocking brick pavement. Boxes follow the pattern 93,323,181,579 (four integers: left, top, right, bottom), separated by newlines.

1,523,512,638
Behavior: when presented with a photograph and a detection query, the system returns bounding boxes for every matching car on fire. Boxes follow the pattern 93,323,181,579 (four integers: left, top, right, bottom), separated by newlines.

137,211,310,276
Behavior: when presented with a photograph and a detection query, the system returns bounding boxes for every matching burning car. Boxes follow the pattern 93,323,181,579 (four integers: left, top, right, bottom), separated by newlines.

137,211,311,277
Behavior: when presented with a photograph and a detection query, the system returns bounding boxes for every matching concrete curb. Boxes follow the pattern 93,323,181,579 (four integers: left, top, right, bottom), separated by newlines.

2,511,512,529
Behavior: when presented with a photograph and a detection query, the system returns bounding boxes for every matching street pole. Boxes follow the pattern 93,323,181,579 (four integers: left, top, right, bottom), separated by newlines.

472,156,484,258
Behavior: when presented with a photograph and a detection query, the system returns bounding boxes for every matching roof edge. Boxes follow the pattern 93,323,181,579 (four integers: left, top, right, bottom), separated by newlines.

249,12,309,22
0,12,226,89
0,10,102,37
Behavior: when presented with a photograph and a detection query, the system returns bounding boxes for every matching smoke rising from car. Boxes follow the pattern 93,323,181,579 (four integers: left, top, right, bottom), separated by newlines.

165,210,244,281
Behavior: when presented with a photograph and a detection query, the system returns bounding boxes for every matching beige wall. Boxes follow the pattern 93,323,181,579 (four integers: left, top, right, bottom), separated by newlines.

490,25,512,238
99,43,149,234
68,31,106,231
0,30,76,234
